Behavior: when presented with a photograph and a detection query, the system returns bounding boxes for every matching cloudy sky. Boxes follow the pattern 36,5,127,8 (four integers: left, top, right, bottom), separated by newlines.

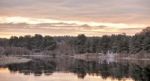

0,0,149,38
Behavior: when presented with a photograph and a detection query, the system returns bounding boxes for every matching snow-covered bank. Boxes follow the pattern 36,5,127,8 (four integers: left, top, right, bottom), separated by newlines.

0,56,32,66
73,53,150,61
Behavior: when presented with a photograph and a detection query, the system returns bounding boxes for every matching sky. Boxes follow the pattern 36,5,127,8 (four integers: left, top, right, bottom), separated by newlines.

0,0,149,38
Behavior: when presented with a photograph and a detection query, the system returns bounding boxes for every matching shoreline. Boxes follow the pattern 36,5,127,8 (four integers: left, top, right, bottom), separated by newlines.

72,53,150,61
0,56,32,66
0,53,150,66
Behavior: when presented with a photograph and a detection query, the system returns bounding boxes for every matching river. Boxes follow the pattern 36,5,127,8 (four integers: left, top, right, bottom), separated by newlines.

0,56,149,81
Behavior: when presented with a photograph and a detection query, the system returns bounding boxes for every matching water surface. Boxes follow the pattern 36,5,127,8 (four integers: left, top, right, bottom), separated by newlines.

0,57,149,81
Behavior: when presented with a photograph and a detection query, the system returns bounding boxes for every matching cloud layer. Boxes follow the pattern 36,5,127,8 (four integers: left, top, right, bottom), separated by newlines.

0,0,149,38
0,0,149,24
0,17,144,38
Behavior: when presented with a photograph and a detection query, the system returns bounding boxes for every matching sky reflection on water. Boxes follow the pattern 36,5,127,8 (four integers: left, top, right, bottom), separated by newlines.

0,68,134,81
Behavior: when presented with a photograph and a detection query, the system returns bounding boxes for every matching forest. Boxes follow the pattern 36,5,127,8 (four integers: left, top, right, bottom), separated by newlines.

0,27,150,56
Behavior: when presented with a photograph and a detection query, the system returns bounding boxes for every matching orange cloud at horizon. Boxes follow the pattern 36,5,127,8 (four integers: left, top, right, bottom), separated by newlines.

0,16,147,28
0,16,148,38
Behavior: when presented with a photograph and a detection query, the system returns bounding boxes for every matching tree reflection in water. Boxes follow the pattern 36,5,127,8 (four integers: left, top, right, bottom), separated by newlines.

7,59,56,76
0,57,150,81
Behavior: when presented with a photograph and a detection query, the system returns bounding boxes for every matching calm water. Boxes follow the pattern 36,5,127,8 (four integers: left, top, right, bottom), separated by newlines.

0,57,150,81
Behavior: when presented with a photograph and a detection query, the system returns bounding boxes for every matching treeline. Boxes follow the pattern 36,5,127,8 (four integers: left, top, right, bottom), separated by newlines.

70,34,130,54
67,27,150,54
0,27,150,55
9,34,57,51
0,35,57,55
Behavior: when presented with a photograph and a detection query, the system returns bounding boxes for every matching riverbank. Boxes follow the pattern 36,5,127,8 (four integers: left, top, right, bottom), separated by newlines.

0,56,32,66
73,53,150,61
